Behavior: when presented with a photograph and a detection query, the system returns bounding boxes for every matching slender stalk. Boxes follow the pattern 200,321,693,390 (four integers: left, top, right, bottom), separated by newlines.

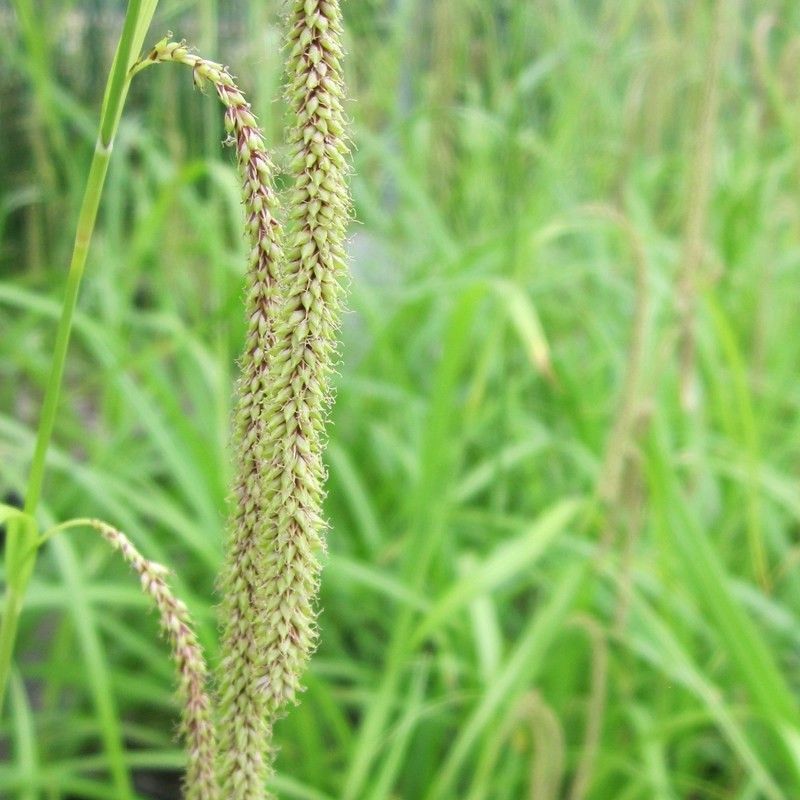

44,519,219,800
23,149,109,518
0,153,112,730
676,0,733,411
566,616,609,800
528,693,565,800
586,205,650,511
0,0,158,729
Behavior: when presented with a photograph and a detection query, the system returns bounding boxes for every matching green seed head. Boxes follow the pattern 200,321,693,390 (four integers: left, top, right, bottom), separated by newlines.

255,0,350,721
133,9,350,791
134,38,286,798
88,520,218,800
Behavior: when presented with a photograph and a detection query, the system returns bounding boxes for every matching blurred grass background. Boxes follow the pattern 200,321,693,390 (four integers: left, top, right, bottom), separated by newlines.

3,0,800,798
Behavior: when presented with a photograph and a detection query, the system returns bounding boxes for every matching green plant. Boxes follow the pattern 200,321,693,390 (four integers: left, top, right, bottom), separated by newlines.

7,3,800,799
1,4,160,797
42,519,218,800
0,1,350,797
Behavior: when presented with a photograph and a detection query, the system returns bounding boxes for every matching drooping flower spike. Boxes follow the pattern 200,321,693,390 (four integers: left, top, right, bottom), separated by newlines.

134,38,287,796
132,8,351,791
52,519,219,800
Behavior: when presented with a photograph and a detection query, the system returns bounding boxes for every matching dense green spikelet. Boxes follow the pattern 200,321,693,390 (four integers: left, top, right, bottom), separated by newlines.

256,0,350,721
83,520,218,800
132,17,350,790
133,38,286,798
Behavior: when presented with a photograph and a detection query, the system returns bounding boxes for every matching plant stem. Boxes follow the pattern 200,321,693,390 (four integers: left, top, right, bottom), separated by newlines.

0,0,157,755
23,147,111,518
676,0,732,412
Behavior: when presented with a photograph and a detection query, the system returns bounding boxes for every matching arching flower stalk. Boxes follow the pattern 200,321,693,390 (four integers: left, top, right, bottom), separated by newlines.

51,519,218,800
133,39,286,797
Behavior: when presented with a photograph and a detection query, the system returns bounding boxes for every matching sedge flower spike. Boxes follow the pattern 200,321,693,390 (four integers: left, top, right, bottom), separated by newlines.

256,0,351,724
83,520,218,800
132,8,350,791
133,38,286,797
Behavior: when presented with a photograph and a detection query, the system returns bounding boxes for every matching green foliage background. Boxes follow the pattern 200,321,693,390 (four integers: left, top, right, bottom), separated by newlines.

2,1,800,798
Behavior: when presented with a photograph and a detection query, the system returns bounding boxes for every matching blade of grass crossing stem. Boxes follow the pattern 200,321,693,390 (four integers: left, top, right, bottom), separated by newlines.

424,562,588,800
649,434,800,787
0,504,36,579
0,507,38,724
10,670,37,800
343,286,484,799
0,0,159,719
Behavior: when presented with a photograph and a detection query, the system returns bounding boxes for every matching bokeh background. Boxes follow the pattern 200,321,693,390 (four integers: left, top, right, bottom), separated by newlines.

2,1,800,798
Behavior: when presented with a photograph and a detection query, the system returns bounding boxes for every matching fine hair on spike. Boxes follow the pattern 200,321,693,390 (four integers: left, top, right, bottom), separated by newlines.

133,38,286,798
61,519,219,800
255,0,351,724
131,9,351,793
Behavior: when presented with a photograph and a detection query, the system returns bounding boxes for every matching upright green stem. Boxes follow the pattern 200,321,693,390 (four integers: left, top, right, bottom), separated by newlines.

0,147,114,766
23,147,110,518
0,0,158,747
